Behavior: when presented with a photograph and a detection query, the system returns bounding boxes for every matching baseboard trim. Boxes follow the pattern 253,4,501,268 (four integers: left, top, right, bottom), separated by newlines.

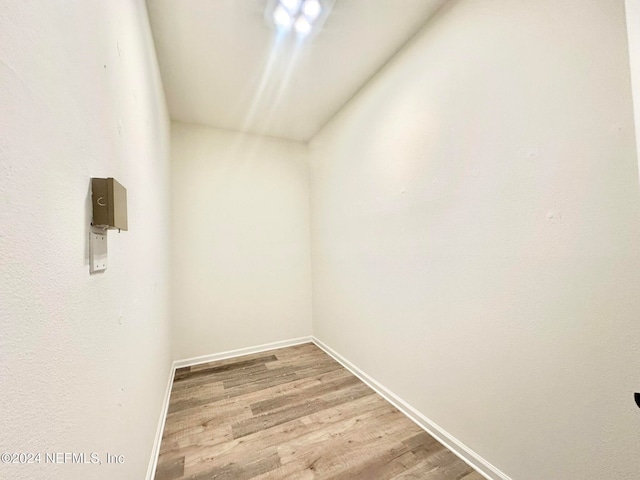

145,361,176,480
312,337,512,480
173,336,313,369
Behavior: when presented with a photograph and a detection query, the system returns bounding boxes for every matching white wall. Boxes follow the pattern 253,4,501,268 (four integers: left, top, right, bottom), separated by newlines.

171,123,312,359
628,0,640,169
0,1,172,479
310,0,640,478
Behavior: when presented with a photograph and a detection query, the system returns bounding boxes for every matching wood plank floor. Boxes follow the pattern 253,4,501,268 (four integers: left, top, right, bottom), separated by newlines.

154,343,483,480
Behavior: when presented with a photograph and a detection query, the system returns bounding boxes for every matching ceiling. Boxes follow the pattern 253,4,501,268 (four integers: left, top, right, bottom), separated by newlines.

146,0,447,142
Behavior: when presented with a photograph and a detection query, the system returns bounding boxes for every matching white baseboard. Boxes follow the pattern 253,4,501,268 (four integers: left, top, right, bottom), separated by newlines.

312,337,512,480
145,362,176,480
173,336,313,369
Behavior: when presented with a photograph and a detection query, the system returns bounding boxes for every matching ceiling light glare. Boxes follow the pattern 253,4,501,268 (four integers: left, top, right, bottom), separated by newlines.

302,0,321,20
273,5,293,28
280,0,302,14
294,16,312,35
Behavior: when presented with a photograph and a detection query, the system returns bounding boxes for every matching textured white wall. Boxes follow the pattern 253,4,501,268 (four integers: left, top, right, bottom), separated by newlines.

171,123,312,359
310,0,640,478
0,1,172,479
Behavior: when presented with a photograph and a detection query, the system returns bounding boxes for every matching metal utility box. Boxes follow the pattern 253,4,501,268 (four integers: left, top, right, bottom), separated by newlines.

91,177,128,231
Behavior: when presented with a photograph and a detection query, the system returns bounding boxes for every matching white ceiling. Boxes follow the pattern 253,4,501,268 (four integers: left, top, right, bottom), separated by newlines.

146,0,447,142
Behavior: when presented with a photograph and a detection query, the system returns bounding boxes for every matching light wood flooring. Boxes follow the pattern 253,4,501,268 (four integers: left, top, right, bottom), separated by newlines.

154,343,483,480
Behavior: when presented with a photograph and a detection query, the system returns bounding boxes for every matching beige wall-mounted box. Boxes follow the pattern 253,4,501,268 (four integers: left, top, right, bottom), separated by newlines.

91,177,128,231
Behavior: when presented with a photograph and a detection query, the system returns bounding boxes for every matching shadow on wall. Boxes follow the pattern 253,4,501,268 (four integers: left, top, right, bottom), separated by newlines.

84,182,92,266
